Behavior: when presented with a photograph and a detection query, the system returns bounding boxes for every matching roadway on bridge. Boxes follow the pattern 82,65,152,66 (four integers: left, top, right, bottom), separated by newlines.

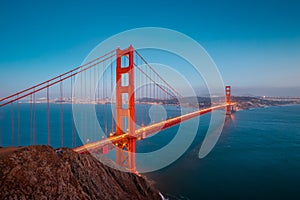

74,103,231,154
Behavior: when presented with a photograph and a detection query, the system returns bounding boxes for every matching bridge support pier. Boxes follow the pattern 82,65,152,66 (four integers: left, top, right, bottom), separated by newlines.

115,45,136,173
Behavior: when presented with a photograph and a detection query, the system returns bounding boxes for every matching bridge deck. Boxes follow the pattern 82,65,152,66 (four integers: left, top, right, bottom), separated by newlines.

73,104,232,154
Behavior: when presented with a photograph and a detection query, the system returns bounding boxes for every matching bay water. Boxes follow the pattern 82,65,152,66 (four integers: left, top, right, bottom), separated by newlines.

0,104,299,199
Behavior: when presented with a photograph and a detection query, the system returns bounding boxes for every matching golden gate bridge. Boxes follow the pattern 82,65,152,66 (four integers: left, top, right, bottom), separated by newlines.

0,45,234,173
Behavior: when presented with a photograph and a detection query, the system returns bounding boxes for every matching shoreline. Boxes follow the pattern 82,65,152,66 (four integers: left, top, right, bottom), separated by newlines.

232,96,300,111
235,102,300,112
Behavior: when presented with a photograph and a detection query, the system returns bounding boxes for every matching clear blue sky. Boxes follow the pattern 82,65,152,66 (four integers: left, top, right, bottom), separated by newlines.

0,0,299,96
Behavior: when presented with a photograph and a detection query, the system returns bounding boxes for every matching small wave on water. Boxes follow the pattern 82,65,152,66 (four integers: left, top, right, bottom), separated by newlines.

161,192,191,200
159,192,167,200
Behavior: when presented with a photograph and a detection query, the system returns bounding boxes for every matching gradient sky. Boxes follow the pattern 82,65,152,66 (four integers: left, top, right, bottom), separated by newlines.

0,0,300,96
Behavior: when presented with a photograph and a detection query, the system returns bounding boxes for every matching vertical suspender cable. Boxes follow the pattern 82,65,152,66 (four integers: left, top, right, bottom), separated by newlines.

89,65,92,140
11,102,14,146
93,65,96,141
98,64,101,134
70,75,74,147
110,55,114,134
104,61,108,135
47,82,50,146
60,78,64,147
17,95,20,146
80,67,83,143
72,75,76,147
33,90,36,144
146,64,149,125
103,62,105,135
30,94,32,145
84,70,87,142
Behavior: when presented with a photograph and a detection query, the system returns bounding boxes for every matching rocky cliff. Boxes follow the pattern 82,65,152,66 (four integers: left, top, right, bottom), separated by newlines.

0,145,161,200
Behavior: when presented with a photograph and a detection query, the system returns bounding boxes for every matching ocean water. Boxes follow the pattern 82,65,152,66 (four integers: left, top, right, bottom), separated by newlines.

146,105,300,200
0,104,299,199
0,103,184,148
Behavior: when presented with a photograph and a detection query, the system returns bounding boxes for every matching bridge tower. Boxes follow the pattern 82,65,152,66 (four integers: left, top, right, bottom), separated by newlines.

225,86,232,115
115,45,136,173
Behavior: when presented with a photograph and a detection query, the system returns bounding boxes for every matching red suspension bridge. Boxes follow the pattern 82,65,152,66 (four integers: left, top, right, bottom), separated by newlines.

0,46,234,173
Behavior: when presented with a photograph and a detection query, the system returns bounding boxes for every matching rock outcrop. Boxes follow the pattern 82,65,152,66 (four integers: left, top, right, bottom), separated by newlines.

0,145,161,200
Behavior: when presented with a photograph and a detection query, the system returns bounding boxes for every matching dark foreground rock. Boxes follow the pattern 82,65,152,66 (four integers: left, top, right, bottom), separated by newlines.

0,145,161,200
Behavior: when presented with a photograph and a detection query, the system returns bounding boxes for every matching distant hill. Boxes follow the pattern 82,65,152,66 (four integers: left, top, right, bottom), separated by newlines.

138,96,300,110
232,96,300,110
